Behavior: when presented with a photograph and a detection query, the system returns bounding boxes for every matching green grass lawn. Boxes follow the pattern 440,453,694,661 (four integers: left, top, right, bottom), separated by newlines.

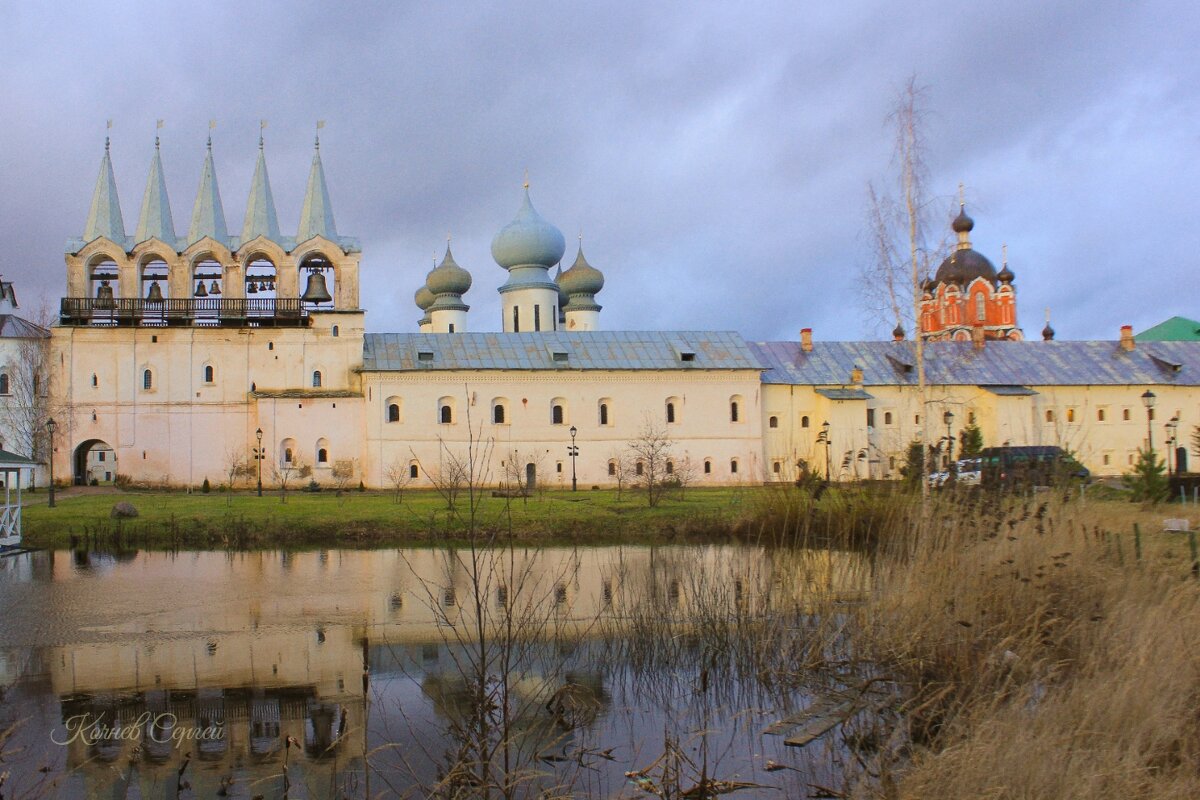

21,485,763,548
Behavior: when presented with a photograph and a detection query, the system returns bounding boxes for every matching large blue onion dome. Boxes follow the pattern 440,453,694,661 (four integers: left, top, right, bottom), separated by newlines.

426,244,472,295
558,246,605,296
490,188,565,269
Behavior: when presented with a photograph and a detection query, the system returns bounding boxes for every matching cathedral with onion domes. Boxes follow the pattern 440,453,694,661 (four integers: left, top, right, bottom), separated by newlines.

21,134,1199,494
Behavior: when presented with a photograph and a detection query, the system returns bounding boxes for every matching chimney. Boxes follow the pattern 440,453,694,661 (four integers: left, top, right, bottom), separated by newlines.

800,328,813,353
850,365,863,384
1120,325,1135,351
972,324,985,351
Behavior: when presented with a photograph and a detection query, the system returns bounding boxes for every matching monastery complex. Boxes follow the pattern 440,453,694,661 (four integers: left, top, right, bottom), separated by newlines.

3,136,1198,490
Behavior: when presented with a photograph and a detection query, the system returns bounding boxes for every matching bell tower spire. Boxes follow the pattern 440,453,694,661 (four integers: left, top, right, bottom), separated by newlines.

188,128,229,246
297,122,338,244
240,124,280,244
134,125,177,246
83,132,127,246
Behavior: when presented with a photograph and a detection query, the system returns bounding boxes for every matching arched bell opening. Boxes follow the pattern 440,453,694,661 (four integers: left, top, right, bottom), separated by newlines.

140,258,169,325
192,257,223,325
245,257,278,320
299,254,335,310
87,257,119,318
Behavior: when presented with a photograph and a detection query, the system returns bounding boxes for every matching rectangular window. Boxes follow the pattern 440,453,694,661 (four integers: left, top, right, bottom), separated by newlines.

866,409,875,428
513,306,520,332
534,304,541,332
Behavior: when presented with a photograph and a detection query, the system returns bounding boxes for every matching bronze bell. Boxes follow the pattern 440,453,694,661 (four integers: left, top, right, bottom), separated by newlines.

195,280,208,298
96,279,115,309
267,279,276,291
301,270,332,304
247,280,258,295
146,280,164,303
210,280,221,295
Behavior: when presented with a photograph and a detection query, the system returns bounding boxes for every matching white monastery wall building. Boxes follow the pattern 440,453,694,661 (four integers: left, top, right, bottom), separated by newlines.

35,135,1200,489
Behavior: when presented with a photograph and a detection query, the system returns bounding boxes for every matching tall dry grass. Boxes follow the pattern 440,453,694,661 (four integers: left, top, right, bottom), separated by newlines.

848,492,1200,799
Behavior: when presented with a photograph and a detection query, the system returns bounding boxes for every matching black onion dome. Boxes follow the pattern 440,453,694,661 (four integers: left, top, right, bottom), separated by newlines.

892,323,905,339
997,263,1014,283
934,248,998,284
952,206,974,233
1042,322,1055,341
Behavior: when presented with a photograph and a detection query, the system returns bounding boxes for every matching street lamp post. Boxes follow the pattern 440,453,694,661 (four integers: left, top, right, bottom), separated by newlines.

1141,390,1156,452
820,421,832,480
567,425,579,491
45,418,57,509
943,410,955,471
1166,417,1179,476
253,427,265,497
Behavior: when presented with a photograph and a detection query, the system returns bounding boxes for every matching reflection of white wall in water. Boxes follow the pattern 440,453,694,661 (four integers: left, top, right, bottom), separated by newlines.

43,546,866,697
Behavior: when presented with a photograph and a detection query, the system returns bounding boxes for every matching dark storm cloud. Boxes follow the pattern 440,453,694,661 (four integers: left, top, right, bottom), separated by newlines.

2,0,1195,340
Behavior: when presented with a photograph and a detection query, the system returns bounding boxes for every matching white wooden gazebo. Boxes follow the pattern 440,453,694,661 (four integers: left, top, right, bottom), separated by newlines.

0,448,38,549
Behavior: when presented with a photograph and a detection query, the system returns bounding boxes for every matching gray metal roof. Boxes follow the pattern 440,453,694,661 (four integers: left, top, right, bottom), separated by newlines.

0,315,49,339
750,340,1200,387
362,331,762,372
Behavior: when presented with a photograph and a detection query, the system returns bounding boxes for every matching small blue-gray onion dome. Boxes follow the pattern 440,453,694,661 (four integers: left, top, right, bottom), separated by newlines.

426,245,472,295
558,247,605,296
491,189,565,269
415,283,435,311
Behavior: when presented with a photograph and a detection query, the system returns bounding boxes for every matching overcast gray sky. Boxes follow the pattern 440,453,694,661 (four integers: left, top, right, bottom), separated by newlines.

2,0,1194,341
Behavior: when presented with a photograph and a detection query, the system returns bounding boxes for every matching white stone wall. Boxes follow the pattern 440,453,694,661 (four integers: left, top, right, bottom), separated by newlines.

362,369,764,488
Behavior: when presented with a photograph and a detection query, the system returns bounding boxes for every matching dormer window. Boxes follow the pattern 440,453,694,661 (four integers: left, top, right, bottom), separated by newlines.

680,351,696,362
552,351,569,363
417,351,434,362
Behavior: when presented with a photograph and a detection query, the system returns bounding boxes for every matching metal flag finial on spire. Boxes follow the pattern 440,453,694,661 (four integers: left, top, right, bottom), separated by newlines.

207,119,216,149
259,119,267,149
106,119,112,151
155,119,163,148
316,119,325,149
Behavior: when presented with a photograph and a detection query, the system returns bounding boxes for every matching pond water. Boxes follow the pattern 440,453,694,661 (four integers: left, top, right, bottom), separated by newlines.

0,545,867,798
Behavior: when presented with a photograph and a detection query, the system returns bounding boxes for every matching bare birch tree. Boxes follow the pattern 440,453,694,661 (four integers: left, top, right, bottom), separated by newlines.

864,77,950,498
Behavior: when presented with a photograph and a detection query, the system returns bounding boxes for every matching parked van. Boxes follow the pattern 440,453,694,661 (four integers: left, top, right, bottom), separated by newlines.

980,446,1089,488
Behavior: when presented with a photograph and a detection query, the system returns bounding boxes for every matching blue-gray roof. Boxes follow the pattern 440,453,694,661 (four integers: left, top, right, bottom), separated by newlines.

363,331,762,372
816,388,874,400
750,340,1200,387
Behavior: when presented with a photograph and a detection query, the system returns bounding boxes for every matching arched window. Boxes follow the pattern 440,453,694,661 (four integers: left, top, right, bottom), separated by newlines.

608,460,617,476
666,402,676,424
730,458,739,474
0,373,8,395
1122,408,1131,421
773,461,781,474
801,415,809,428
143,369,153,390
317,448,328,464
312,371,322,388
284,448,294,464
440,404,453,424
332,325,339,338
768,416,778,429
493,404,506,424
884,412,892,425
666,460,674,475
551,399,566,425
730,400,740,422
409,463,419,479
598,401,610,426
703,459,712,474
1046,409,1054,423
203,365,214,384
388,404,400,423
975,292,986,321
635,461,645,476
92,373,98,388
